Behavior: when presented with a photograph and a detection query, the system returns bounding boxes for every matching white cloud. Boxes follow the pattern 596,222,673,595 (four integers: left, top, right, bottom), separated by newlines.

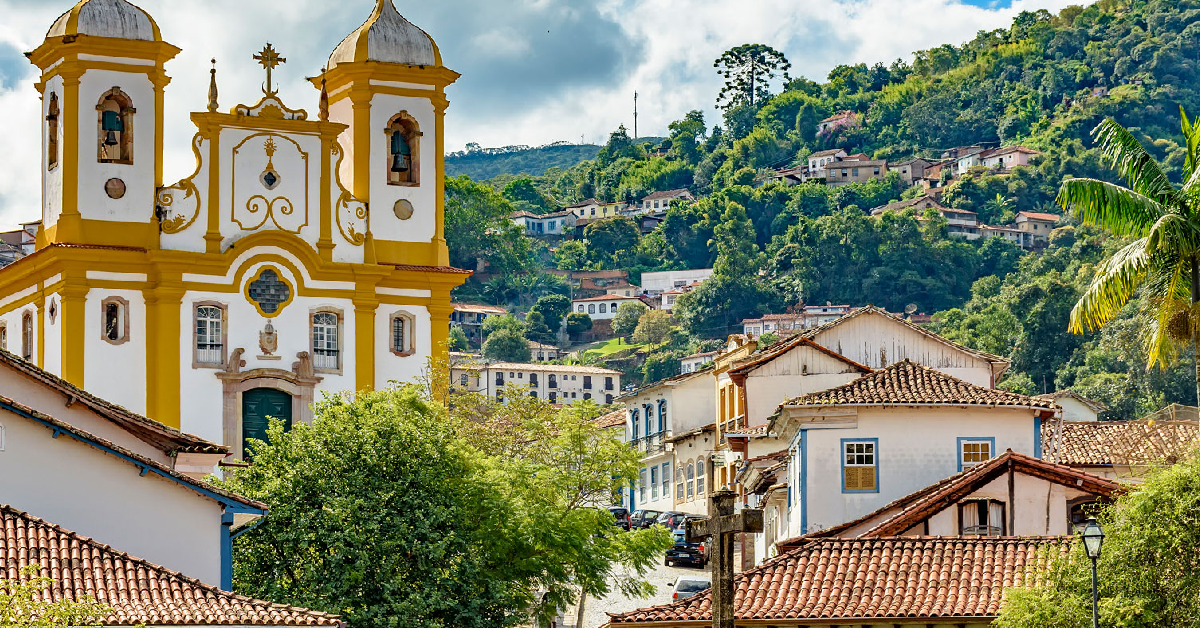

0,0,1075,228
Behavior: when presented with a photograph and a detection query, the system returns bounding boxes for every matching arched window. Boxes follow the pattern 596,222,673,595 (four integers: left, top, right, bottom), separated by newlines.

96,87,134,164
21,311,33,360
658,399,668,430
588,304,596,314
0,322,6,351
194,303,226,367
599,304,607,314
390,311,415,356
611,302,619,311
686,462,695,500
47,93,59,170
675,467,684,499
385,112,421,186
696,458,706,495
101,296,129,345
548,374,557,389
311,310,342,371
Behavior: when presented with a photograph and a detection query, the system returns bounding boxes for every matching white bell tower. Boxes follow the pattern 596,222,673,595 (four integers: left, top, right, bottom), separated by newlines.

28,0,179,249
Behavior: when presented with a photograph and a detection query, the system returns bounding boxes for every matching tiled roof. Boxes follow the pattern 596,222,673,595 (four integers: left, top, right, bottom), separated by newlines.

566,198,602,208
642,188,692,201
0,349,225,455
388,264,473,275
0,396,265,511
0,505,341,626
608,536,1068,624
809,148,845,158
484,362,622,375
1017,211,1061,222
1047,420,1200,466
572,294,644,302
1034,390,1108,413
724,423,773,438
591,409,627,430
781,360,1053,409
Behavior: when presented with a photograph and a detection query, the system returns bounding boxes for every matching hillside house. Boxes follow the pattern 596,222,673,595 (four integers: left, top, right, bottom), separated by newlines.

529,342,563,361
680,350,717,373
451,362,620,405
510,209,575,236
549,269,630,298
891,157,933,185
638,188,694,214
982,145,1042,169
741,313,806,336
1035,390,1107,422
1015,210,1060,244
1045,417,1199,482
641,268,713,294
807,148,848,179
565,198,625,220
826,159,888,186
817,111,857,133
571,294,645,321
451,303,507,345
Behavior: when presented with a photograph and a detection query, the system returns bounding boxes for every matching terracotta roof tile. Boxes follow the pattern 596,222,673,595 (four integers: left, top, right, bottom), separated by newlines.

0,505,341,626
1047,420,1200,466
782,360,1052,409
608,536,1068,624
799,306,1009,368
730,336,871,378
591,410,627,430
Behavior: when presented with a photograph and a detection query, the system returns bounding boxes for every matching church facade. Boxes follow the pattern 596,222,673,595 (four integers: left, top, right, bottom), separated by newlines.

0,0,467,456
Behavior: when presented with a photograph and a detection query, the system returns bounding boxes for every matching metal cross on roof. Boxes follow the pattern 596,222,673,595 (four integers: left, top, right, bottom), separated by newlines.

253,43,286,96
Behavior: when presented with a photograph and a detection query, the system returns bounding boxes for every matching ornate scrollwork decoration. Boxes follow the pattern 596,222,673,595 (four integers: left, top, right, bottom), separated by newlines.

245,195,299,232
330,142,369,246
156,133,205,234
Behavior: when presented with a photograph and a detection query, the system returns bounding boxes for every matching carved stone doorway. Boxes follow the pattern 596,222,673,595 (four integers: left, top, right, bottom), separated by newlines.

217,350,322,460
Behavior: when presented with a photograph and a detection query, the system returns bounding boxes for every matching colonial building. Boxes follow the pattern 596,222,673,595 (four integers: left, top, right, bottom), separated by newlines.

450,362,620,405
3,0,468,457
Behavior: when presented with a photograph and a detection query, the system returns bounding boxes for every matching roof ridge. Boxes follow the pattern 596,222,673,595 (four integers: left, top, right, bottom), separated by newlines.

801,305,1010,365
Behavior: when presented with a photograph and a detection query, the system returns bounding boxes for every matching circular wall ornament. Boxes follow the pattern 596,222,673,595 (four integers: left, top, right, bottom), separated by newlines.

105,178,126,199
393,199,414,220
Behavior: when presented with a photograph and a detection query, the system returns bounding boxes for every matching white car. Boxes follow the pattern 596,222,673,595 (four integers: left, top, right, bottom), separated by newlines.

670,577,711,601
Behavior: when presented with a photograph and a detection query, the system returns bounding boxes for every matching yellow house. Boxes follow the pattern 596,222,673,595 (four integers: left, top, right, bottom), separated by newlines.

2,0,467,457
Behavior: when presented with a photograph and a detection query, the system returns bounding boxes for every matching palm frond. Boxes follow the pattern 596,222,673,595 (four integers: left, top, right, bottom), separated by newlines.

1057,178,1164,237
1145,265,1188,368
1070,237,1151,333
1093,118,1179,204
1145,213,1200,257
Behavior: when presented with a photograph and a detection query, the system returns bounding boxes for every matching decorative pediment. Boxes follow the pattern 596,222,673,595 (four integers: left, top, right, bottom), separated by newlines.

233,95,308,121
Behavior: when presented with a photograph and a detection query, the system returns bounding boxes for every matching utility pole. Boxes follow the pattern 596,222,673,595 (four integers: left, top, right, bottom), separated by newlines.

633,91,639,139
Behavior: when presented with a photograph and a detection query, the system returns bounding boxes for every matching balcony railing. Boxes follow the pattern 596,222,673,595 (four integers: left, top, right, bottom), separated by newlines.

629,432,667,455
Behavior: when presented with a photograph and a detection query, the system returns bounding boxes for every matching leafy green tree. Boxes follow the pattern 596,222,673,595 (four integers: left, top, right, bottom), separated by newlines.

524,311,555,344
584,217,641,266
612,301,649,341
597,126,644,167
714,44,792,111
531,294,573,332
445,176,531,276
1057,111,1200,400
482,313,525,338
554,240,589,271
503,176,554,214
566,312,594,340
641,353,682,384
668,110,707,164
675,203,771,338
996,452,1200,628
448,325,469,352
226,387,670,628
483,327,533,363
0,564,110,626
632,310,673,345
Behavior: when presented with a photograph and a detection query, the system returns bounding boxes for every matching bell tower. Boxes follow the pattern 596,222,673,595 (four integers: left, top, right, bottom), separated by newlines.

319,0,459,267
28,0,179,249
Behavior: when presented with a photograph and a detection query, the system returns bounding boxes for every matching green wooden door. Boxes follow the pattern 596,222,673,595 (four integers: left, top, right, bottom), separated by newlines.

242,388,292,459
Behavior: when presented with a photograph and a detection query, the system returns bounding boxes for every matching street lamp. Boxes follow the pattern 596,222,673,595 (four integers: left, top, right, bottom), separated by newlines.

1081,517,1105,628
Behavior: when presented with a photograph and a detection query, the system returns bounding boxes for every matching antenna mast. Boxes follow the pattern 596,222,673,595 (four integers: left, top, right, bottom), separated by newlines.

634,91,638,139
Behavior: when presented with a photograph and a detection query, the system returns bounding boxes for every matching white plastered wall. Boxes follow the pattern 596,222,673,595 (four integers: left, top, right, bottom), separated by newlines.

84,288,146,414
743,344,868,426
800,406,1038,534
375,303,430,388
367,91,436,244
0,415,222,585
158,133,212,253
920,473,1094,537
42,293,60,376
215,128,323,249
43,74,65,229
76,69,156,223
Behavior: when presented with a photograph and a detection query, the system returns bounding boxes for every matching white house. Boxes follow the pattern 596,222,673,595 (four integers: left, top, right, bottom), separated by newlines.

807,148,848,179
572,294,645,320
510,209,576,236
1036,390,1107,422
771,360,1057,541
640,269,713,295
980,145,1042,169
566,198,626,220
620,368,716,514
680,350,717,374
453,362,621,405
728,336,872,428
637,189,694,214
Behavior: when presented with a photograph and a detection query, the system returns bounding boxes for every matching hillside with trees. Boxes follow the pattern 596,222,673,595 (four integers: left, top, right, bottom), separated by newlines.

445,0,1200,417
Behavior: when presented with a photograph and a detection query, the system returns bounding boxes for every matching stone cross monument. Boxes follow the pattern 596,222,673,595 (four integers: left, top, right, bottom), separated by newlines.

686,489,764,628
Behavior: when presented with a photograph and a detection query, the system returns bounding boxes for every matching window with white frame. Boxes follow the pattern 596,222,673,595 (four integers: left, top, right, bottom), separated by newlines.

0,323,6,351
959,438,993,470
101,296,129,345
661,462,669,497
686,462,695,500
959,498,1005,536
391,312,415,356
20,311,32,360
650,466,659,500
194,304,225,366
843,440,877,492
639,468,647,502
696,459,706,495
311,311,340,371
676,467,684,499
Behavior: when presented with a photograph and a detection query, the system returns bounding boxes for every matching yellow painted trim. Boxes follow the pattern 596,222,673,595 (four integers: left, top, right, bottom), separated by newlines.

325,85,449,110
191,111,347,139
350,88,372,202
145,279,184,428
57,68,82,241
354,299,377,392
318,135,335,260
28,36,179,71
244,265,295,318
57,219,158,248
427,294,453,376
371,240,440,266
317,63,459,97
35,295,45,368
433,102,448,266
59,280,87,387
203,126,222,253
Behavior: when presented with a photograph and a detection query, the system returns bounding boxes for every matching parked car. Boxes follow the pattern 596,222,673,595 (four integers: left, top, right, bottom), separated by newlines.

670,577,711,600
630,509,661,529
665,529,707,567
655,511,689,530
609,507,630,530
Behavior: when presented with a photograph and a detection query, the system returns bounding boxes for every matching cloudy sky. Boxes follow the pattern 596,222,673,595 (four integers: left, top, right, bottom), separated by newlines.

0,0,1077,228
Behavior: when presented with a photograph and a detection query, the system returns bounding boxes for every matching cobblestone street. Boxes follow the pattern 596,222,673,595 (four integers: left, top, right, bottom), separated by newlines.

574,557,711,628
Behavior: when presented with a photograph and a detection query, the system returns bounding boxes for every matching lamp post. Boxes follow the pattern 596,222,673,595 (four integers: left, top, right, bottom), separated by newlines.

1081,517,1105,628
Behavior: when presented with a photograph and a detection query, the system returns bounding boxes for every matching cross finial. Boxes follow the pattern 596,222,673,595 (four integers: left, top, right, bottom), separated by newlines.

253,43,287,96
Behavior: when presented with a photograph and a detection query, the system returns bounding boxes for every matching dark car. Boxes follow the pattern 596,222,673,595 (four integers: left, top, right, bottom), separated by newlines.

655,511,689,530
630,509,662,529
665,529,707,567
609,507,630,530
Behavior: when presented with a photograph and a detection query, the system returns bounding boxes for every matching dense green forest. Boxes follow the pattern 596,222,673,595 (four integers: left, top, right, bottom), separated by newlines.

445,0,1200,418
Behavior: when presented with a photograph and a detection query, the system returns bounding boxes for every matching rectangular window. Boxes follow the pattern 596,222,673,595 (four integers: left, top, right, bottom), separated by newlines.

631,409,640,440
459,374,468,386
661,462,670,497
842,439,878,493
651,466,659,500
852,168,860,177
958,437,995,471
583,376,592,389
549,391,557,403
195,305,224,366
639,468,647,502
696,461,705,495
606,377,614,391
676,468,685,499
960,499,1005,536
312,312,340,370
